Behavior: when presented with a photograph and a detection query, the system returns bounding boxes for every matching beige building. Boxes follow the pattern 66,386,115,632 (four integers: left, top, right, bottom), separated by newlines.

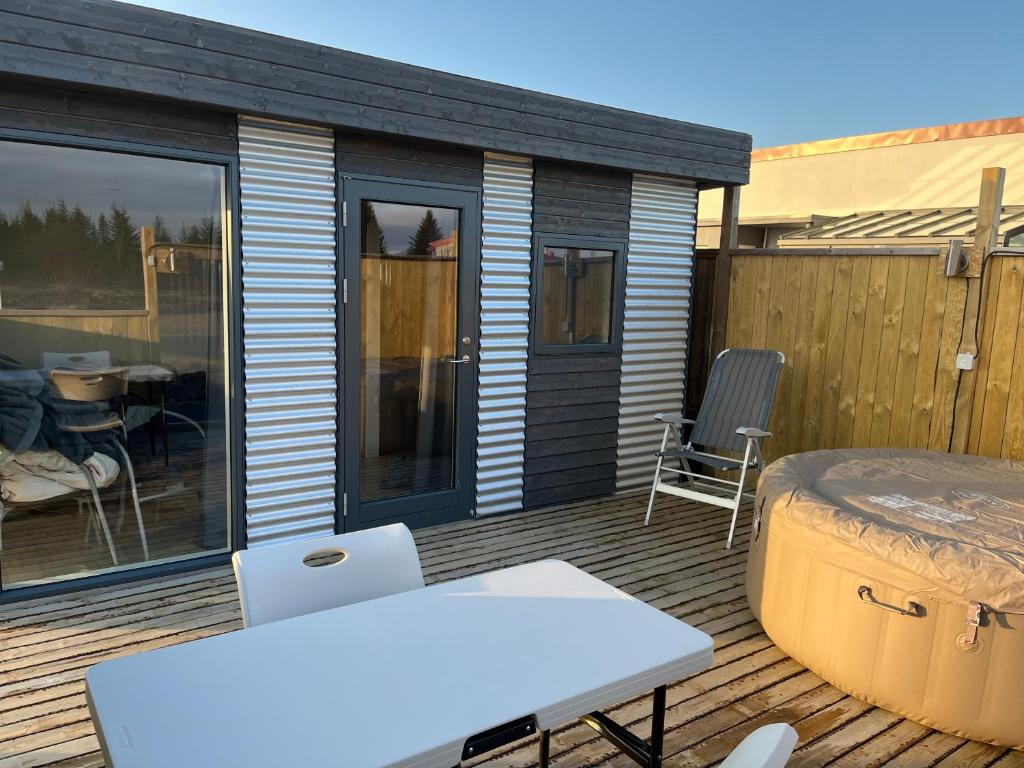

697,117,1024,248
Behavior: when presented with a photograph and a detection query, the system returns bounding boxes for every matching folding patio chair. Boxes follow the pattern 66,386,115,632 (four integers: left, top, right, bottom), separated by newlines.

643,348,785,549
232,523,425,628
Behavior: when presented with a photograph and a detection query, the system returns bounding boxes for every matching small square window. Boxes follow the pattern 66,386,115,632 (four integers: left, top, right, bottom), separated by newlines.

534,236,623,354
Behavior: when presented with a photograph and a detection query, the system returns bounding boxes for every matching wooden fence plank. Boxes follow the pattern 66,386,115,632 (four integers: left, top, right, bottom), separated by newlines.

851,255,891,447
801,256,837,452
908,260,949,449
966,261,1004,455
929,277,968,451
818,256,853,450
784,257,820,454
870,254,909,445
888,256,930,447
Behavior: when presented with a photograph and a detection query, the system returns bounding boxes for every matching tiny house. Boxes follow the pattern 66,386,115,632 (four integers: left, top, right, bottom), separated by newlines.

0,0,750,599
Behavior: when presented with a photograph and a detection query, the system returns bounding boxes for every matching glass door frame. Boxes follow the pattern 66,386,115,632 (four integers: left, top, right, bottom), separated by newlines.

338,176,481,530
0,126,243,603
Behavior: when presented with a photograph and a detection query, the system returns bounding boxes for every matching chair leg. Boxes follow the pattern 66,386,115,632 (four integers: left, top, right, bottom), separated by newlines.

111,441,149,561
81,467,118,566
726,440,755,550
644,424,671,527
644,455,664,527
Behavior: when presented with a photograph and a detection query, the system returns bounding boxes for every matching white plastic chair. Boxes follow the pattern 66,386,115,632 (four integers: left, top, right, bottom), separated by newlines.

720,723,798,768
232,523,425,628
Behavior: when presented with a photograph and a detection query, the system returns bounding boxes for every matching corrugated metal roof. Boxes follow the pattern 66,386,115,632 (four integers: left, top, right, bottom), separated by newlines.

780,206,1024,245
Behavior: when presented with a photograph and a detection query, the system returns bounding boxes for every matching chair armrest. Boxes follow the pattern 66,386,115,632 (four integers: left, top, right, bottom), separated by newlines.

736,427,772,438
655,413,696,425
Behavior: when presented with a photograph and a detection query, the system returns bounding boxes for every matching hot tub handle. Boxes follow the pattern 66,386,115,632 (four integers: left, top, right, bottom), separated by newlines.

857,585,923,617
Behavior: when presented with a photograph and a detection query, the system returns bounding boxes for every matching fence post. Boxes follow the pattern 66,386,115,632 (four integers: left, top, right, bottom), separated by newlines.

708,185,740,369
949,166,1005,453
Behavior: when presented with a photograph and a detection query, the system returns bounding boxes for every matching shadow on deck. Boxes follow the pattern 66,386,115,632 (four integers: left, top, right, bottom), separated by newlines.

1,491,1020,767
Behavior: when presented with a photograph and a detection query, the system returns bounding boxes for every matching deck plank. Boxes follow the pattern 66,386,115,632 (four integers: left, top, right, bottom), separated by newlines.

0,492,1017,766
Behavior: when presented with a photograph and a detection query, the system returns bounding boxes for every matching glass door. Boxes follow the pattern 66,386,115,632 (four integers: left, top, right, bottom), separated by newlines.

341,180,480,528
0,139,231,591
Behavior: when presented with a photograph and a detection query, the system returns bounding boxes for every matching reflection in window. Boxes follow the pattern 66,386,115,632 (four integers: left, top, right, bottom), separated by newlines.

0,141,229,589
539,245,616,347
359,201,460,502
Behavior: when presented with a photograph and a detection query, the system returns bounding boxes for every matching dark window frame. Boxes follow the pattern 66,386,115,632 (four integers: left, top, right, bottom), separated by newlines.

531,233,626,356
0,127,242,603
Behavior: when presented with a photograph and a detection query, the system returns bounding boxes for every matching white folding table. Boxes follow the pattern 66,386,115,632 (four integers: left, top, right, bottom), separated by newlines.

86,559,714,768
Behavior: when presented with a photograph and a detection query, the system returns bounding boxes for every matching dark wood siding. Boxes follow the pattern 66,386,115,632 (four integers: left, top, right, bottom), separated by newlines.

523,161,630,509
0,0,750,184
336,133,482,187
0,79,236,154
533,161,631,240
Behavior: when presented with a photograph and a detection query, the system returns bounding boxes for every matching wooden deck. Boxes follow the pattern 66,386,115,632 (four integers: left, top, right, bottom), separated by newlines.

1,491,1021,767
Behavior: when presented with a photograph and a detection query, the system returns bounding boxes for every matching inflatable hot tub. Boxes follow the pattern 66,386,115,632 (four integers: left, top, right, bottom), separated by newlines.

747,448,1024,749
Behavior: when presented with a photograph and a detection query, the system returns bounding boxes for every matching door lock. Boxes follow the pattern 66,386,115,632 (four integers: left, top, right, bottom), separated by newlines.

462,337,472,346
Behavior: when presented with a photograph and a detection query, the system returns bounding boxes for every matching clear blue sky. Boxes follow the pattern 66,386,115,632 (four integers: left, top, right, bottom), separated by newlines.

133,0,1023,147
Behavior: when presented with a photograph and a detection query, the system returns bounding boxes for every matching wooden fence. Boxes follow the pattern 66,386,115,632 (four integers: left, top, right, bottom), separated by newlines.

688,250,1024,462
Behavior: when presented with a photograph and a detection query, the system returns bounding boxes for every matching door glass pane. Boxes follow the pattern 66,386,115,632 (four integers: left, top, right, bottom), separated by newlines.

0,141,229,589
540,247,615,346
360,201,459,502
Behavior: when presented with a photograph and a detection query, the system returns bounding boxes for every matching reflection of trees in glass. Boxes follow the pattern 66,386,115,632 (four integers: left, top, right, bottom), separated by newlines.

0,201,141,295
362,202,389,257
408,209,444,256
0,201,220,310
177,216,220,245
152,214,172,242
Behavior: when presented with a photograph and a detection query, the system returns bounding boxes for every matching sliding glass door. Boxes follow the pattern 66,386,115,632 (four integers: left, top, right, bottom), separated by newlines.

0,138,232,590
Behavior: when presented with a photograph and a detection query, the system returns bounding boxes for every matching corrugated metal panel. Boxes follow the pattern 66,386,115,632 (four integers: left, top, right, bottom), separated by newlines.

238,117,338,545
476,153,533,515
781,205,1024,242
616,175,698,490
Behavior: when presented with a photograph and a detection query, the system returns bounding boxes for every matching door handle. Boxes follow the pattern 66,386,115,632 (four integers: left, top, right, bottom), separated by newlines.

446,355,472,365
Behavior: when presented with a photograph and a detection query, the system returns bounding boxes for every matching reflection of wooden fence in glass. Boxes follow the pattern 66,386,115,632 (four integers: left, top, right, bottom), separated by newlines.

359,256,457,360
0,225,222,370
539,261,613,346
358,255,458,464
703,251,1024,462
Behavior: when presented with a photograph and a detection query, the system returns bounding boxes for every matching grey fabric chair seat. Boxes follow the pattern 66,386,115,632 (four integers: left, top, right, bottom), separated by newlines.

657,447,758,471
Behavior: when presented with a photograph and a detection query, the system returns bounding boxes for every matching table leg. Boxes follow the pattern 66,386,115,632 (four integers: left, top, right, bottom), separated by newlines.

649,685,666,768
539,729,550,768
579,684,668,768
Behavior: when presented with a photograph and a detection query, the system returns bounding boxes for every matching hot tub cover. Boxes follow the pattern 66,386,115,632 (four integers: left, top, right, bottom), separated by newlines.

757,448,1024,613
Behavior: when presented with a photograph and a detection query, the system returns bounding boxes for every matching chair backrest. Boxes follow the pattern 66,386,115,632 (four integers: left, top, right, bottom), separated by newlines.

232,523,425,628
689,348,785,453
42,351,112,370
49,368,128,402
720,723,798,768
